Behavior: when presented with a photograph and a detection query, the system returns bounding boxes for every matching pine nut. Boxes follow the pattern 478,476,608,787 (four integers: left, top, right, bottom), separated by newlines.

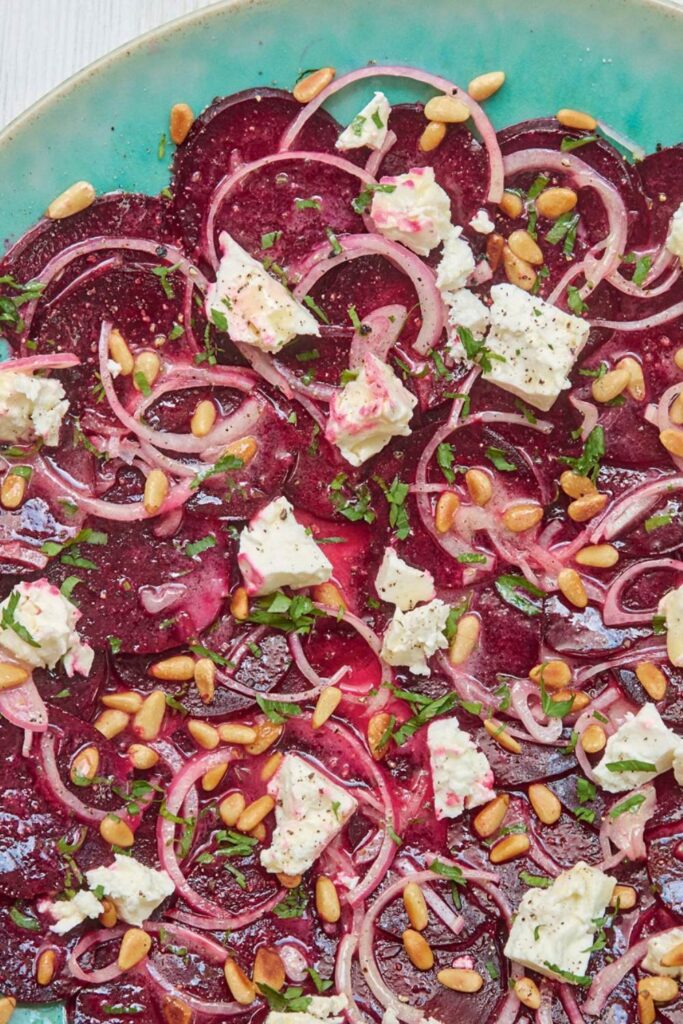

293,67,335,104
557,108,597,130
0,662,29,691
484,719,521,754
661,942,683,967
133,690,166,741
99,897,118,928
403,882,429,931
368,712,393,760
118,928,152,971
581,723,607,753
316,876,341,923
552,689,590,712
245,722,282,754
473,794,510,838
419,121,447,152
500,191,523,219
465,468,493,506
144,469,169,515
670,394,683,425
127,743,160,770
1,473,26,509
225,436,258,465
224,958,256,1004
236,795,275,833
437,967,483,992
108,328,134,375
188,719,220,750
568,492,608,522
468,70,505,102
311,582,345,611
528,783,561,825
591,367,631,404
636,662,668,701
660,428,683,457
508,229,544,266
486,232,505,270
616,356,646,401
638,976,679,1003
36,949,56,986
133,351,161,390
489,833,530,863
503,245,536,291
277,872,302,888
151,656,195,681
638,991,656,1024
448,613,480,666
529,660,571,690
100,814,134,848
194,658,216,704
94,709,129,739
312,686,343,728
230,587,249,621
170,102,194,145
70,745,100,784
191,399,216,437
502,502,543,532
0,998,16,1024
435,491,459,533
560,470,596,498
575,544,619,568
535,187,578,219
611,884,637,910
402,929,434,970
219,792,246,827
261,752,283,781
557,567,588,609
253,947,286,991
251,822,267,844
162,995,192,1024
424,94,470,123
202,764,228,792
46,180,96,219
675,348,683,371
218,722,259,745
102,691,143,714
514,977,541,1009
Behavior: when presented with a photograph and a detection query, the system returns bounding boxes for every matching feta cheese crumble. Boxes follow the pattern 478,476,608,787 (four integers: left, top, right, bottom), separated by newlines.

0,579,94,676
428,717,494,819
0,370,69,446
445,289,491,346
336,92,391,151
48,889,103,935
482,284,589,411
206,231,320,354
265,995,349,1024
374,547,435,611
665,201,683,263
657,584,683,666
85,855,175,926
238,496,332,596
435,226,476,292
370,167,452,256
381,598,450,676
469,208,495,234
642,928,683,978
592,703,683,793
260,754,357,876
325,352,416,466
504,861,616,983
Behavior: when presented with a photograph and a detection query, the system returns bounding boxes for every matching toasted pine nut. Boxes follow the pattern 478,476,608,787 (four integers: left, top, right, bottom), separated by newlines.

133,690,166,742
528,783,561,825
70,745,100,784
611,884,637,910
465,468,493,506
311,582,345,611
514,977,541,1009
108,328,134,375
312,686,343,728
489,833,530,863
468,70,505,102
661,942,683,967
253,947,286,992
557,567,588,609
100,814,134,848
670,394,683,425
535,187,578,219
0,662,29,691
529,660,571,690
144,469,169,515
47,180,96,219
591,367,631,404
484,719,521,754
675,348,683,371
560,470,596,498
1,473,26,510
316,876,341,923
437,967,483,992
575,544,619,568
448,614,480,666
188,719,220,750
502,502,543,533
638,991,656,1024
94,709,129,739
162,995,192,1024
219,792,246,827
557,108,597,130
568,492,608,523
636,662,668,701
402,929,434,970
202,764,228,792
127,743,160,770
368,712,393,760
194,658,216,704
36,949,56,986
552,689,590,712
236,795,275,833
507,229,544,266
616,356,646,401
435,491,459,533
224,958,256,1004
419,121,447,152
151,656,195,681
473,794,510,838
102,691,143,714
660,428,683,457
424,94,470,123
218,722,259,745
638,976,679,1003
133,351,161,391
293,67,335,104
230,587,249,621
277,872,303,888
403,883,429,932
0,998,16,1024
250,823,267,842
486,232,505,271
581,723,607,753
245,722,282,755
99,896,118,928
225,436,257,465
170,102,194,145
502,245,536,291
118,929,152,972
261,752,283,781
191,399,217,437
499,191,523,219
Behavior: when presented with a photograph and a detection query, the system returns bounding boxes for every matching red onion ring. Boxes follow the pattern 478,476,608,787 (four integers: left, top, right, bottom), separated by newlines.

0,676,47,732
602,557,683,626
590,299,683,332
68,926,126,984
590,474,683,542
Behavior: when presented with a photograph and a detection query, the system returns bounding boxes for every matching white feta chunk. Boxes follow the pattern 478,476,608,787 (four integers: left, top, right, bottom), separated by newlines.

469,208,495,234
336,92,391,151
0,579,93,676
642,928,683,978
428,717,494,819
444,289,491,349
381,598,450,676
657,585,683,666
265,995,348,1024
325,352,416,466
482,284,589,411
0,370,68,446
370,167,452,256
435,226,476,292
48,889,103,935
666,201,683,264
374,548,435,611
592,703,683,793
85,855,174,926
504,861,616,983
238,496,332,596
206,232,319,354
261,755,357,876
107,359,123,379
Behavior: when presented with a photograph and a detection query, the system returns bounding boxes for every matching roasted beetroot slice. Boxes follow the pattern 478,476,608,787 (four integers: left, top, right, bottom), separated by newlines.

637,144,683,246
71,977,164,1024
0,900,79,1003
646,825,683,916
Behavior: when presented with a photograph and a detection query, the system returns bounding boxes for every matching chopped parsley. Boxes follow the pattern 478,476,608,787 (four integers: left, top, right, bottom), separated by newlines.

151,262,180,300
254,695,302,723
485,446,517,472
644,510,673,533
494,574,544,617
518,871,552,888
185,534,217,557
543,962,591,987
329,473,376,525
622,252,652,287
9,904,41,931
567,284,588,315
261,230,282,249
352,183,397,215
294,197,322,211
558,425,605,482
605,759,656,774
393,692,459,745
273,885,308,919
1,591,39,648
374,475,410,540
560,134,599,152
248,591,324,635
190,453,243,490
609,793,647,819
457,325,505,374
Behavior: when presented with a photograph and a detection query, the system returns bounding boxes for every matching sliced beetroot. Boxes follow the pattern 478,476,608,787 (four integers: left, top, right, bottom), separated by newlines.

0,899,78,1003
637,144,683,247
71,976,164,1024
646,825,683,916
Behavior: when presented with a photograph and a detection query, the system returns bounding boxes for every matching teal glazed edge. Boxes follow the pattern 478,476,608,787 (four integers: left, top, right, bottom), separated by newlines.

2,0,682,1020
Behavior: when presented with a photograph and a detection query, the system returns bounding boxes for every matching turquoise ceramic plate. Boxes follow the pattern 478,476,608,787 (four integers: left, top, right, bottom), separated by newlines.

2,0,682,1019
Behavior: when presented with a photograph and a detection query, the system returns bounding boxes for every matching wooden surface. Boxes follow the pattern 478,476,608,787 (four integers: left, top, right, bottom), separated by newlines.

0,0,217,129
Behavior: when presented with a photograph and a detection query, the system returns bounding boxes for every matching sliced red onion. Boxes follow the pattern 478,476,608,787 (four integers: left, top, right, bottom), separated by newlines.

1,352,81,373
167,895,285,933
590,299,683,332
288,633,350,692
583,928,682,1014
590,474,683,541
602,557,683,626
599,784,656,865
558,984,587,1024
569,394,599,442
365,128,398,179
143,921,229,962
139,582,188,615
0,540,49,571
608,261,680,299
335,933,367,1024
39,732,107,823
536,980,554,1024
396,858,464,935
509,679,564,744
68,926,126,984
349,304,408,369
145,962,243,1017
0,677,47,732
